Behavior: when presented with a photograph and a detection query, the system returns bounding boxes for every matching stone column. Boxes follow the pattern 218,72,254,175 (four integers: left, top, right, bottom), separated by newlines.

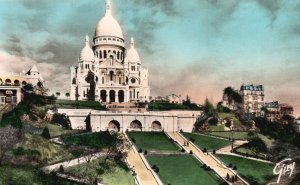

115,92,119,103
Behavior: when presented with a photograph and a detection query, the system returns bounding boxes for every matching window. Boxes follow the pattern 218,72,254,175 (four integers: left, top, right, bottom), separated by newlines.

100,50,102,59
131,78,136,84
104,50,107,58
119,77,122,84
102,77,104,84
108,38,111,40
109,71,114,81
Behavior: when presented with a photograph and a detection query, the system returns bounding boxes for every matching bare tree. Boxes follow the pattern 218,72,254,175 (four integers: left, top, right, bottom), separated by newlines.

0,126,22,165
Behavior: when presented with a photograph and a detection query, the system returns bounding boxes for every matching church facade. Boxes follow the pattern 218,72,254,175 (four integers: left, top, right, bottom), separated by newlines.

70,0,150,103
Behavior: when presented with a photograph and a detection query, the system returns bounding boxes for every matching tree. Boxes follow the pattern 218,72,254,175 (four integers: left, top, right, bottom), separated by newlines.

51,113,71,129
0,126,22,165
224,118,234,152
223,87,243,104
41,127,51,139
56,92,61,97
204,98,214,116
65,93,70,99
247,137,267,156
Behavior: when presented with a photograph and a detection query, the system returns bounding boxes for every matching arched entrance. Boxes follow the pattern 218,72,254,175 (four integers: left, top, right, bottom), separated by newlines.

14,80,20,86
108,120,120,132
130,120,142,131
21,81,27,86
100,90,107,102
5,79,11,85
109,90,115,102
151,121,162,131
118,90,124,103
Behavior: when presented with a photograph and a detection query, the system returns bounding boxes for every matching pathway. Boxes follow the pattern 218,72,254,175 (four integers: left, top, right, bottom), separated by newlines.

218,140,248,153
125,134,161,185
168,132,248,185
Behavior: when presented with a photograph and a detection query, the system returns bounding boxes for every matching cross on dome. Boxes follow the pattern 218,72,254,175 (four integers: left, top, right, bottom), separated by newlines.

106,0,112,14
131,37,135,48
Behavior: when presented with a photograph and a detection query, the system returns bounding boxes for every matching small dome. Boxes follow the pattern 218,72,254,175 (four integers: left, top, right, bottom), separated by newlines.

95,0,123,39
80,35,94,61
127,38,140,63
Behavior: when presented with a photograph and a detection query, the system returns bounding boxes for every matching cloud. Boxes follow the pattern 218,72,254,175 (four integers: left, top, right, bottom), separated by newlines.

132,0,179,16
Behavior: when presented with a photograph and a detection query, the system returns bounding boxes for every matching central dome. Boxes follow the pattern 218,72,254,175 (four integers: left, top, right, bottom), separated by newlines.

95,0,123,39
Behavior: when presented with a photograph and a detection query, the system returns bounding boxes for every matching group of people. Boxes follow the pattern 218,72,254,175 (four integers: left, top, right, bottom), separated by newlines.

183,141,189,146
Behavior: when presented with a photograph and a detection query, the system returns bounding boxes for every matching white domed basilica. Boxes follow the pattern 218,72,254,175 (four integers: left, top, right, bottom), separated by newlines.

70,0,150,103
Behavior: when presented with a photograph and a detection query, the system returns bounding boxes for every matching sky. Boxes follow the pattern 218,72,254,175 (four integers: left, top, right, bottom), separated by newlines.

0,0,300,117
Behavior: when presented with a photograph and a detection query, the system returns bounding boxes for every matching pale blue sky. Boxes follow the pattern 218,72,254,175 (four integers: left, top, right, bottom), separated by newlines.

0,0,299,116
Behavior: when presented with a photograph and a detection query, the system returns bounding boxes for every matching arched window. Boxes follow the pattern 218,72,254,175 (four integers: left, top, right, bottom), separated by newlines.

109,71,114,81
117,51,120,59
104,50,107,58
5,79,11,85
100,50,102,59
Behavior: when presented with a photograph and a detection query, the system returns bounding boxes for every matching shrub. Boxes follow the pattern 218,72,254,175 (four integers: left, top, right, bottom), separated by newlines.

233,165,237,170
189,137,195,143
180,148,185,153
202,164,207,168
206,166,211,171
41,127,51,139
138,148,143,153
58,165,64,173
144,150,148,155
202,148,207,153
131,138,136,143
228,163,233,168
51,113,71,129
189,150,193,154
151,165,159,173
180,129,183,133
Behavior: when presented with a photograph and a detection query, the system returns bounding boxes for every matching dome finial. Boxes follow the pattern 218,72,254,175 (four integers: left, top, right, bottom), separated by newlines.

131,37,135,48
85,34,89,45
106,0,112,15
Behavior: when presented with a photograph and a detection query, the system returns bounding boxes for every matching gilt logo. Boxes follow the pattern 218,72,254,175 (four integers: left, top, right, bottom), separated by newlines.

273,158,295,184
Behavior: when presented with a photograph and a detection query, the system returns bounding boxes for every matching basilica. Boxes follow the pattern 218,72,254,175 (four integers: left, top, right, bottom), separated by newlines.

70,0,150,103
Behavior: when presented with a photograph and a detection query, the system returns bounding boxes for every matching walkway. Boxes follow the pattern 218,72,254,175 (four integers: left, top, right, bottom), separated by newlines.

126,149,159,185
168,132,248,185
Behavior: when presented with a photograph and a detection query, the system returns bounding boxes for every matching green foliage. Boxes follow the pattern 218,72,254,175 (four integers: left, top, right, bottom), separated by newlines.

217,154,274,185
148,102,200,111
147,155,223,185
56,100,106,110
204,98,214,116
223,87,243,103
41,127,51,139
255,117,299,148
0,103,29,128
246,137,268,156
216,102,231,113
61,131,120,149
51,113,71,129
182,132,230,150
0,165,84,185
13,147,41,157
208,117,218,125
127,132,179,151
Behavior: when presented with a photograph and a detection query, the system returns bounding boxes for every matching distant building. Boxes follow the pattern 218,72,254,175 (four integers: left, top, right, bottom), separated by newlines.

294,118,300,133
279,103,294,116
154,94,182,104
265,101,280,122
0,65,44,104
222,84,265,118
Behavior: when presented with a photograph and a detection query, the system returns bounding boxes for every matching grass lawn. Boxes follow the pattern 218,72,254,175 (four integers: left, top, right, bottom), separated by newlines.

55,100,106,110
127,132,179,152
182,132,231,150
216,154,274,185
65,157,134,185
203,131,249,140
61,131,118,149
42,122,81,138
218,112,242,126
208,124,225,131
0,165,83,185
147,155,224,185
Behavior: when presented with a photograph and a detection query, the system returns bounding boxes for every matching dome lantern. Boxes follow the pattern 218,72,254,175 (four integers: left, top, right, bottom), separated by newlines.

80,35,95,62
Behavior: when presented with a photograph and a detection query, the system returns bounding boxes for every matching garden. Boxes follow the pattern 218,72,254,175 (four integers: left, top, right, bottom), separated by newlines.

216,154,274,185
182,132,231,151
147,154,225,185
127,131,179,152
